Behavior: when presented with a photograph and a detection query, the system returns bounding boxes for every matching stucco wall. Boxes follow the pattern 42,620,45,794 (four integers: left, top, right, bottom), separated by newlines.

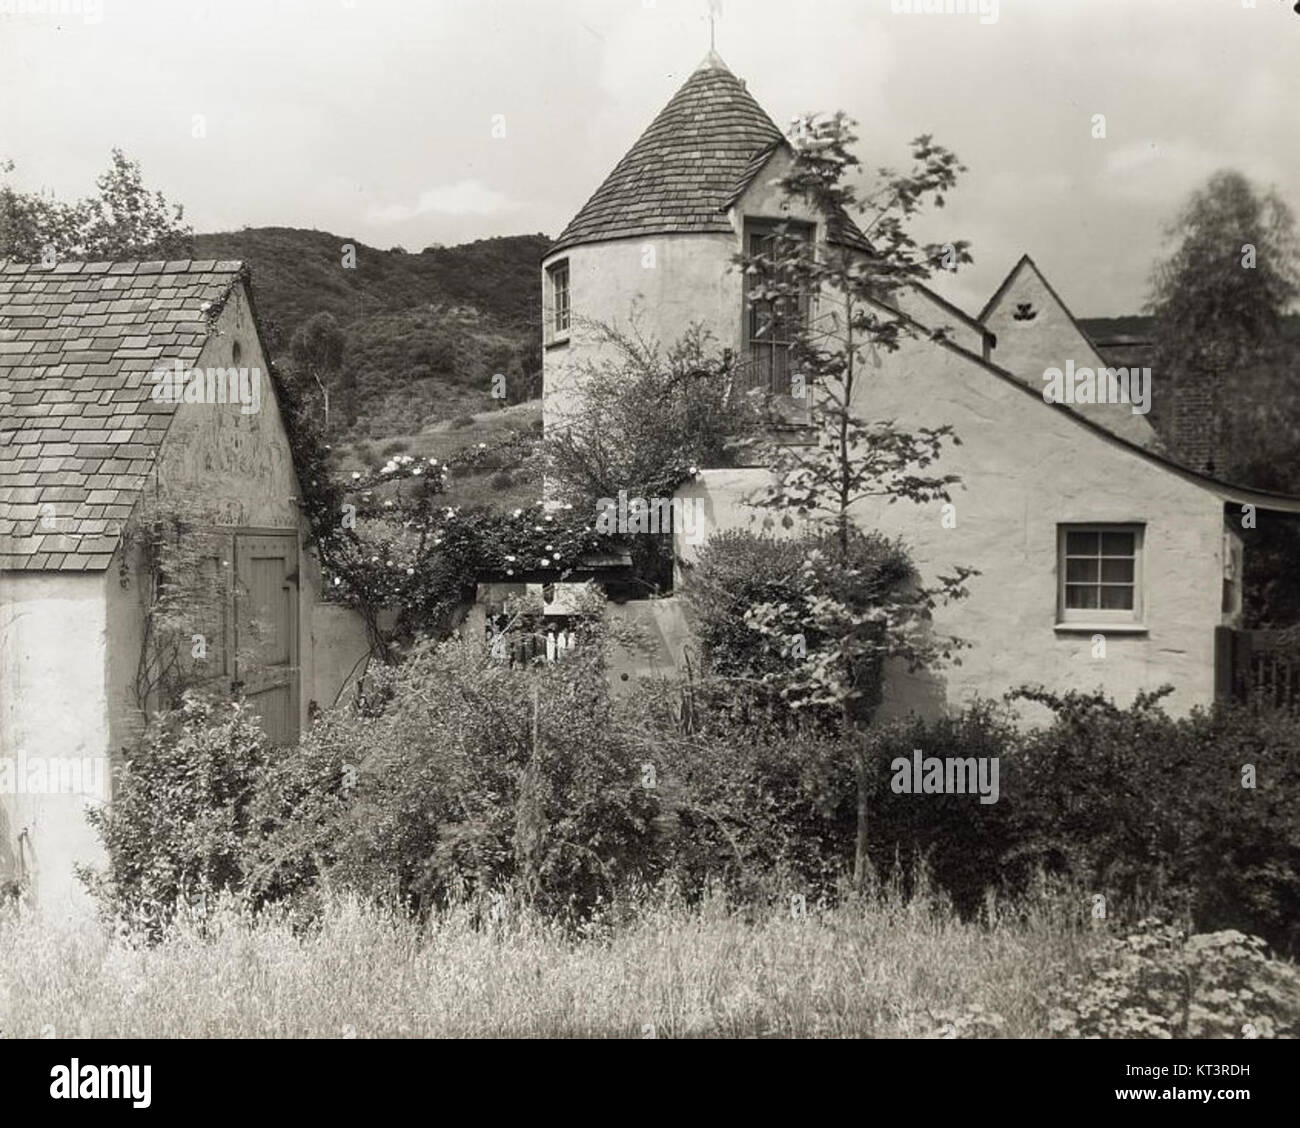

311,603,372,713
148,285,351,733
0,285,373,911
674,336,1229,723
981,259,1158,450
542,149,837,434
0,570,112,913
542,232,743,434
542,146,992,436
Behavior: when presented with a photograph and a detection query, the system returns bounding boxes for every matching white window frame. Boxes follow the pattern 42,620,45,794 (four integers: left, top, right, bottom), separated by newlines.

547,259,570,343
1056,523,1146,628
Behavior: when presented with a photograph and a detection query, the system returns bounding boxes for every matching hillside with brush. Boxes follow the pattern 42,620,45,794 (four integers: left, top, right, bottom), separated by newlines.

195,228,549,438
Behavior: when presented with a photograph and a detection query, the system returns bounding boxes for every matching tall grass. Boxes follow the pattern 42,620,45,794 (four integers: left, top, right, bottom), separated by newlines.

0,878,1100,1039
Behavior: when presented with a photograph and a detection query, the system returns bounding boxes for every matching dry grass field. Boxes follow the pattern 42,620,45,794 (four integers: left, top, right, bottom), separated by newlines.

0,884,1097,1039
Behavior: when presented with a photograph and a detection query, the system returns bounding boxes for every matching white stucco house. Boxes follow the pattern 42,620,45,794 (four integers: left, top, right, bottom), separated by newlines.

539,50,1300,720
0,259,369,911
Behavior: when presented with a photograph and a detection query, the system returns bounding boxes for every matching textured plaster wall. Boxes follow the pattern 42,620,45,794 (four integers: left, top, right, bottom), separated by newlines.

542,232,743,435
674,335,1228,723
149,285,359,729
156,288,300,531
542,147,991,436
980,260,1159,450
0,570,112,913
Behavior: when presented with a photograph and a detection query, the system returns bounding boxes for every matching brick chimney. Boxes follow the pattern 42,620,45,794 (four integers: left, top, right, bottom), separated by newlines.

1167,371,1222,475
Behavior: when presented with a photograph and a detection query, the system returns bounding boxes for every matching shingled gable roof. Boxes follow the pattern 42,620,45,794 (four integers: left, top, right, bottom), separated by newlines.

0,258,249,572
548,50,872,256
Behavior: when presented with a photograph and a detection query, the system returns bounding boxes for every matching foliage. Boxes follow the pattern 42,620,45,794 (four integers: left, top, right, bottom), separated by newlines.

862,702,1020,914
682,529,813,680
1005,688,1300,955
684,526,925,718
1147,170,1300,475
1148,170,1299,388
79,694,273,929
246,637,663,919
638,693,856,901
1240,510,1300,628
1,150,193,263
119,496,230,715
2,882,1109,1039
544,321,763,593
272,352,605,652
289,311,349,429
195,229,548,435
732,117,978,895
1049,919,1300,1039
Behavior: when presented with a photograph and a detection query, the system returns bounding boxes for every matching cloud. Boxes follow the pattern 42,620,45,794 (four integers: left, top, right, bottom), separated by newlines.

1100,141,1236,205
366,180,522,224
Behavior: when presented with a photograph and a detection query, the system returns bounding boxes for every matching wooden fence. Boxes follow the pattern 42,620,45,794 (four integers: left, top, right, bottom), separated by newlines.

1216,626,1300,710
486,621,578,669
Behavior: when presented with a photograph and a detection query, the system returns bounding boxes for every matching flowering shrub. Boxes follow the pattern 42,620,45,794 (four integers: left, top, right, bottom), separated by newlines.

1048,919,1300,1038
927,1003,1007,1039
274,362,611,647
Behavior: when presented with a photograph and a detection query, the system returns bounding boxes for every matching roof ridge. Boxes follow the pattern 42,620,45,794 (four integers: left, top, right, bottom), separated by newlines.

0,257,244,275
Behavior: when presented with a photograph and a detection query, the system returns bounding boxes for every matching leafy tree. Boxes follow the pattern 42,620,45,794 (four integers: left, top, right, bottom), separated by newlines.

77,149,194,261
0,149,193,263
1147,170,1300,475
733,113,977,885
0,160,80,263
289,311,347,430
1146,173,1300,624
544,321,762,593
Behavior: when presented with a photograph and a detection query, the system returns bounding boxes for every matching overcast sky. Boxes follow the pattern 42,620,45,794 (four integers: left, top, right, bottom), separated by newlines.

2,0,1297,316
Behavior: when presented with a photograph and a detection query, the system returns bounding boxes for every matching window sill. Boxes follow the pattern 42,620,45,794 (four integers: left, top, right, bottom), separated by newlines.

1054,622,1148,635
544,336,570,351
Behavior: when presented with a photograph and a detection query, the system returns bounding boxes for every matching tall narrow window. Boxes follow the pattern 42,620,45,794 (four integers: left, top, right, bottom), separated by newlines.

1058,524,1144,624
548,260,570,340
744,220,812,397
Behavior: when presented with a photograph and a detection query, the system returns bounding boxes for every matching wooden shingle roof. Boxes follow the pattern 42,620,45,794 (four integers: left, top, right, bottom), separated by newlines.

0,259,247,572
549,51,871,256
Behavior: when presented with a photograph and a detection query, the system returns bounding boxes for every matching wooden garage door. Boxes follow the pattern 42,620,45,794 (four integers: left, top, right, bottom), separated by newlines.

234,533,300,746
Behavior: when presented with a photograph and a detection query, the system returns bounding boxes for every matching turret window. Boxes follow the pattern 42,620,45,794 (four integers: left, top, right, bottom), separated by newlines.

743,220,812,397
547,260,570,341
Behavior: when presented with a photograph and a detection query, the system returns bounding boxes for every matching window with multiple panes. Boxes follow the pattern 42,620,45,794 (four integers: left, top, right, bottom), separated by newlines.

744,220,813,396
1058,524,1144,623
547,260,570,339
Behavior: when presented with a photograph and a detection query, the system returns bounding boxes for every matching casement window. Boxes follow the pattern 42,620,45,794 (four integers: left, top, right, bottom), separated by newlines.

1058,524,1145,625
547,260,570,341
743,219,813,396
